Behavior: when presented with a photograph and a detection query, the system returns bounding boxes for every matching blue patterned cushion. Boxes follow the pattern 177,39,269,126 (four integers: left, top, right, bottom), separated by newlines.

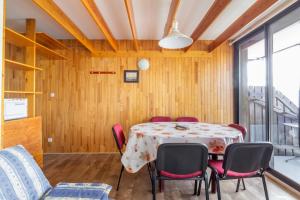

43,182,112,200
0,145,52,200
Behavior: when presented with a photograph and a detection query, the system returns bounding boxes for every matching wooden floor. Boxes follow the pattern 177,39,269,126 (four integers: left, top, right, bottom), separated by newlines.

44,154,297,200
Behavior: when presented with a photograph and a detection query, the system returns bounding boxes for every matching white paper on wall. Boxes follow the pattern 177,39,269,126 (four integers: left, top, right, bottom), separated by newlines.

4,98,28,120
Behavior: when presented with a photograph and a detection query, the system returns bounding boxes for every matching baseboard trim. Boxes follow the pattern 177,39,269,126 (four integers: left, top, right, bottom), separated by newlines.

266,172,300,198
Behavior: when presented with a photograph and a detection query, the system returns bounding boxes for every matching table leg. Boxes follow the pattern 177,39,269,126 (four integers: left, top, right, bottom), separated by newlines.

211,154,218,193
159,180,164,192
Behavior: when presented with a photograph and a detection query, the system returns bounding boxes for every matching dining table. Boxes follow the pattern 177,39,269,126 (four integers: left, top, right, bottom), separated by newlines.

121,122,244,192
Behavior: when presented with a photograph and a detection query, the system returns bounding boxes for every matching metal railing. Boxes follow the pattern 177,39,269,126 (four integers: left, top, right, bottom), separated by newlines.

248,86,299,156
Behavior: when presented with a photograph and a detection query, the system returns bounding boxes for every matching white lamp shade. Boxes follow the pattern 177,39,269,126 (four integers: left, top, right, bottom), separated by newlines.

159,21,193,49
138,58,150,70
159,33,193,49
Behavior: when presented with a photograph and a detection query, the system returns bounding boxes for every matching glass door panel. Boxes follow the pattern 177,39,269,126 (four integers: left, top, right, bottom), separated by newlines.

238,32,267,142
269,7,300,184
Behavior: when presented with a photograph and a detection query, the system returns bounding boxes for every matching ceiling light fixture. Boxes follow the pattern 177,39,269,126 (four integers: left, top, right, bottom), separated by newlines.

159,20,193,49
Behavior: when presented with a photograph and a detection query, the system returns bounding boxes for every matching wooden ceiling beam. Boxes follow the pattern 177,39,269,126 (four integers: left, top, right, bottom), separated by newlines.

32,0,96,53
185,0,231,52
124,0,139,51
81,0,118,51
163,0,181,36
208,0,278,52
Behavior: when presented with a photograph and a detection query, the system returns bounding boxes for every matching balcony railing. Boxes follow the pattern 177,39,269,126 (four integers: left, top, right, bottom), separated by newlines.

248,86,299,156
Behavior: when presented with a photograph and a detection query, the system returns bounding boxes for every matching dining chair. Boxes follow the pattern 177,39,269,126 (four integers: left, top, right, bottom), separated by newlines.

112,123,126,191
112,123,151,191
150,116,172,122
208,142,273,200
228,123,247,139
228,123,247,192
150,143,209,200
176,116,199,122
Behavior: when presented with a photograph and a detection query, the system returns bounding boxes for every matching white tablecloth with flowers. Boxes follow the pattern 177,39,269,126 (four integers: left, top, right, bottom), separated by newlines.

121,122,243,173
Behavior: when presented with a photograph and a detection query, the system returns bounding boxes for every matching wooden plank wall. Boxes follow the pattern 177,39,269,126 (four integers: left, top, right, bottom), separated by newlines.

3,117,43,166
37,40,234,153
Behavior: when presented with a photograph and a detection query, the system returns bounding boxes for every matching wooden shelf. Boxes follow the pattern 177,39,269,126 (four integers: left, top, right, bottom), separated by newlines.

36,43,67,60
4,91,43,95
4,90,35,94
5,27,34,47
5,59,43,71
3,20,45,165
5,27,67,60
36,32,68,50
3,116,40,123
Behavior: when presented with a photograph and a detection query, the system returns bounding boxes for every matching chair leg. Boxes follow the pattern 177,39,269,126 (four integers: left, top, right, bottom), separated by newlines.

152,176,156,200
242,178,246,190
236,178,241,192
147,163,152,181
216,177,221,200
159,180,164,192
194,180,198,195
197,180,202,196
117,165,124,191
208,174,212,188
204,173,209,200
236,178,246,192
262,175,269,200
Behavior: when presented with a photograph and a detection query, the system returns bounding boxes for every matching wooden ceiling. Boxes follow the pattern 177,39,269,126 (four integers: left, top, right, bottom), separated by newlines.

6,0,292,53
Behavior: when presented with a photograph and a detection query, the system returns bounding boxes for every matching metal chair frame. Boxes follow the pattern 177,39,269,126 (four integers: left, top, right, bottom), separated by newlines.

209,143,273,200
150,143,210,200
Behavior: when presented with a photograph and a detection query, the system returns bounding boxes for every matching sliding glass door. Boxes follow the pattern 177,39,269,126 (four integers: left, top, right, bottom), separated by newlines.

269,7,300,184
238,32,267,143
235,2,300,189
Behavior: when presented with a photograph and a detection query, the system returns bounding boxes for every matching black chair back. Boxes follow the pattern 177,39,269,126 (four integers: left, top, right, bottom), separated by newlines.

223,143,273,175
156,143,208,175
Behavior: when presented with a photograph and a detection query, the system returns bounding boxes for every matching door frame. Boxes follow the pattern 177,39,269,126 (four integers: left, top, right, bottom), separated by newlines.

233,1,300,191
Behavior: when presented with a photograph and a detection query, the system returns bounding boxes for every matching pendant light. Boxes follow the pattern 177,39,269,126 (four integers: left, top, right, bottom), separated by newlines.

159,20,193,49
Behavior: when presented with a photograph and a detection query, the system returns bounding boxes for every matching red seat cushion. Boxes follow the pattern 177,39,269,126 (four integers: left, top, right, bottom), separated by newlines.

209,160,257,177
160,170,202,179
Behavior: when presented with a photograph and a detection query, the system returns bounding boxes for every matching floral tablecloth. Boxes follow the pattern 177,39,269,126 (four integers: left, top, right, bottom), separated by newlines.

121,122,244,173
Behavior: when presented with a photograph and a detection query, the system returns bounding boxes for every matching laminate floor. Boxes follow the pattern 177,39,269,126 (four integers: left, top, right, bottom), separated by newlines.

43,154,298,200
